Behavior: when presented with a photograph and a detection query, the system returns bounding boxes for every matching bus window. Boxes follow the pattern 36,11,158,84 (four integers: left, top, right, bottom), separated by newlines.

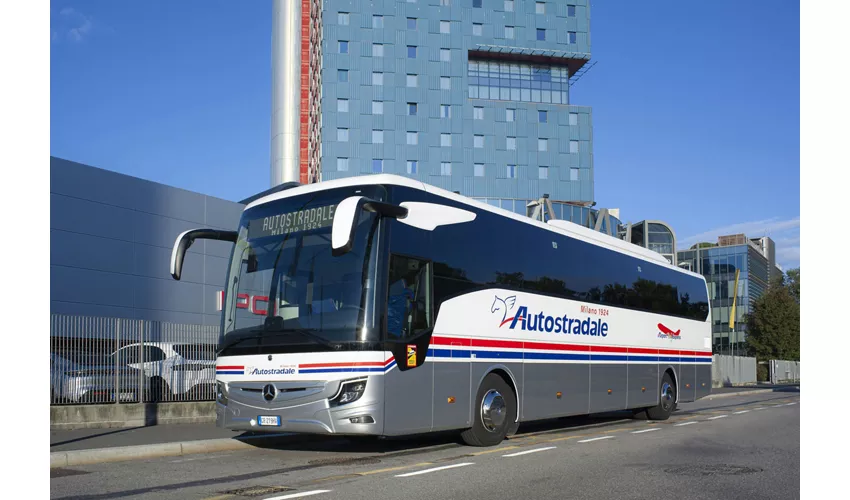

387,255,432,340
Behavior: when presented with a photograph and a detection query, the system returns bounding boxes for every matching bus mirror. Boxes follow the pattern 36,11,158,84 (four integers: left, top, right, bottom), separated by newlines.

171,229,238,280
332,196,408,257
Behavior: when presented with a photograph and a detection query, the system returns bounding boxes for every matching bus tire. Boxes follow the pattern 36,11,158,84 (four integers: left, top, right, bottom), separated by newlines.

461,373,516,447
646,372,677,420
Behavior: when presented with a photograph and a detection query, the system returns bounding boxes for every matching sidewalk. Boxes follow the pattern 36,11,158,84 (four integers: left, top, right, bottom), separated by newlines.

50,384,798,456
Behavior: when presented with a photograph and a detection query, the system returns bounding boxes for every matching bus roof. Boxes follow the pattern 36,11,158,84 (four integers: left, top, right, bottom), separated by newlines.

245,174,705,281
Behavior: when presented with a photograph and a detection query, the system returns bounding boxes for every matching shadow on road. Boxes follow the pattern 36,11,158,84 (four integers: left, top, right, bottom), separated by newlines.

50,427,147,448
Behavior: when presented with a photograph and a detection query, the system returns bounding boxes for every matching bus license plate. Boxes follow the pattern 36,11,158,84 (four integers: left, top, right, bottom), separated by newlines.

258,416,281,427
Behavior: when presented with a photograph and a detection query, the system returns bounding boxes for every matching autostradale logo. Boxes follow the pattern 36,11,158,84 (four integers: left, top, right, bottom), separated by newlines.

491,295,609,337
657,323,682,340
246,366,298,375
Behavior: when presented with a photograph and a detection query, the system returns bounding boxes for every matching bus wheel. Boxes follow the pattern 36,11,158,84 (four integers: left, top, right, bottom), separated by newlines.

646,372,677,420
461,373,516,447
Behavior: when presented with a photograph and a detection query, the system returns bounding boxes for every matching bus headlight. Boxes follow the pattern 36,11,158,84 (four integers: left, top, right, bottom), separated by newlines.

216,381,228,405
330,379,367,406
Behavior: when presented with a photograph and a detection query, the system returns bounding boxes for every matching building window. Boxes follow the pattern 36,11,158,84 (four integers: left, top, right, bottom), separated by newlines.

337,158,349,171
407,45,417,58
407,131,418,145
440,48,451,62
441,162,452,176
339,40,348,54
569,140,579,154
338,12,349,25
570,167,579,181
538,138,548,151
407,74,418,87
373,15,384,29
440,21,450,34
568,4,576,17
469,61,570,104
568,31,577,44
372,101,383,115
407,17,417,29
507,164,517,178
473,23,482,36
372,159,383,173
372,72,383,85
474,163,485,177
505,0,514,12
372,43,384,57
536,2,545,14
440,104,451,118
440,76,451,89
506,108,515,121
474,106,484,120
337,98,348,112
507,137,516,150
407,160,418,174
337,128,349,142
338,69,348,82
474,135,484,148
372,130,384,144
537,29,546,41
408,102,418,115
539,110,548,123
539,166,548,179
505,26,515,39
441,133,451,147
569,112,578,126
473,0,482,7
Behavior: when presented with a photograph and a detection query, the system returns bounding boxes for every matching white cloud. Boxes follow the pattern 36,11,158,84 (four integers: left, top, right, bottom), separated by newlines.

53,7,94,42
60,7,75,16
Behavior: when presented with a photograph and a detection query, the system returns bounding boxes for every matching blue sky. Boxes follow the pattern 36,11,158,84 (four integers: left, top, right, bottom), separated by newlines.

50,0,800,269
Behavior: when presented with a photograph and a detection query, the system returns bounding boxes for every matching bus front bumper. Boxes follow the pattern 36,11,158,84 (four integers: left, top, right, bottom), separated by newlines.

214,376,384,436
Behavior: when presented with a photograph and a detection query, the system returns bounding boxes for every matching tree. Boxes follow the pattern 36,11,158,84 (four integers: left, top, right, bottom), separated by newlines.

785,268,800,302
746,279,800,361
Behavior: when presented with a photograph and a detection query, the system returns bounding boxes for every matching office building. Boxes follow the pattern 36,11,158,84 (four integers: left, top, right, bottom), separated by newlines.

676,234,783,354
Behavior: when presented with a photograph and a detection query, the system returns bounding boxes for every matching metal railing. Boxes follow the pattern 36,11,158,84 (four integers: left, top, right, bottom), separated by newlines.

50,314,219,405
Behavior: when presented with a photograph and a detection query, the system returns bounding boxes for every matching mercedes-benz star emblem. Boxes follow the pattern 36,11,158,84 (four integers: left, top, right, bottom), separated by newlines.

262,384,276,402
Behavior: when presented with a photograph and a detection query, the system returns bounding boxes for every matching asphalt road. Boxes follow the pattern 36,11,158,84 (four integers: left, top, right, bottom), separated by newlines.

50,390,800,500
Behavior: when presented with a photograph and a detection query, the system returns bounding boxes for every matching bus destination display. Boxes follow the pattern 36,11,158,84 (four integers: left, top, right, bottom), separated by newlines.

247,204,336,239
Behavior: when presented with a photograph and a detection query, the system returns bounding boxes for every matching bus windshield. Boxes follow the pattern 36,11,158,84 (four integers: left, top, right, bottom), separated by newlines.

219,186,386,356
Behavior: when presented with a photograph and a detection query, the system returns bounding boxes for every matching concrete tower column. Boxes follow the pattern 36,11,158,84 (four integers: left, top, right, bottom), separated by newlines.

270,0,302,187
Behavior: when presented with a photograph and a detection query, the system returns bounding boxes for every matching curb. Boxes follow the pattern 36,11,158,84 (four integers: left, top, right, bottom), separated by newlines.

704,386,799,400
51,432,303,469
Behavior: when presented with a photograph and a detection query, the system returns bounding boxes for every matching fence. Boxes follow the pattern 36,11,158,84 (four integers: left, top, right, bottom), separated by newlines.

770,360,801,384
712,354,757,387
50,314,219,405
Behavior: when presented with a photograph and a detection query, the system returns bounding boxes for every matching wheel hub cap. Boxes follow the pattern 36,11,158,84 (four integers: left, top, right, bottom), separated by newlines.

661,382,674,411
481,389,506,432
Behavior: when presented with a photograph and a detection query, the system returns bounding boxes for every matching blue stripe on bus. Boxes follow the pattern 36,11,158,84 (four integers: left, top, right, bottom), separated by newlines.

299,367,387,374
216,370,243,374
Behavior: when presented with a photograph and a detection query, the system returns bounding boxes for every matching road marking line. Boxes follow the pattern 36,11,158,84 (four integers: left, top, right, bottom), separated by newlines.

577,436,614,443
471,446,518,456
360,462,433,476
674,421,698,427
753,407,768,411
771,405,784,408
263,490,332,500
733,410,750,414
502,446,556,457
707,415,728,420
631,428,661,434
547,434,588,443
784,402,798,406
395,463,474,478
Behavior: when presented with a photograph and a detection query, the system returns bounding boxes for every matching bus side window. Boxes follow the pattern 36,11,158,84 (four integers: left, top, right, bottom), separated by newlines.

387,255,432,340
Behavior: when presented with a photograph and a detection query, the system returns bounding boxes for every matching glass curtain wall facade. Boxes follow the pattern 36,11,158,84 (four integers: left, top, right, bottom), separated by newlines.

320,0,594,205
677,243,771,355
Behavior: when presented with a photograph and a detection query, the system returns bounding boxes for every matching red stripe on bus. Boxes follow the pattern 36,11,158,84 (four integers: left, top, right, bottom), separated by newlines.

299,361,386,368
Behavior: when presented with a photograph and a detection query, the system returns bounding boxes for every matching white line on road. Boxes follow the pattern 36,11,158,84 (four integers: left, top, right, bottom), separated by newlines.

783,402,798,406
577,436,615,443
503,446,557,457
631,428,661,434
733,410,750,414
674,421,698,427
264,490,332,500
754,407,768,411
395,463,474,477
707,415,729,420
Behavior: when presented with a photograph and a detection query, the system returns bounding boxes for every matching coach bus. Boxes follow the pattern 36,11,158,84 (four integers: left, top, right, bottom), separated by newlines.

169,175,711,447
